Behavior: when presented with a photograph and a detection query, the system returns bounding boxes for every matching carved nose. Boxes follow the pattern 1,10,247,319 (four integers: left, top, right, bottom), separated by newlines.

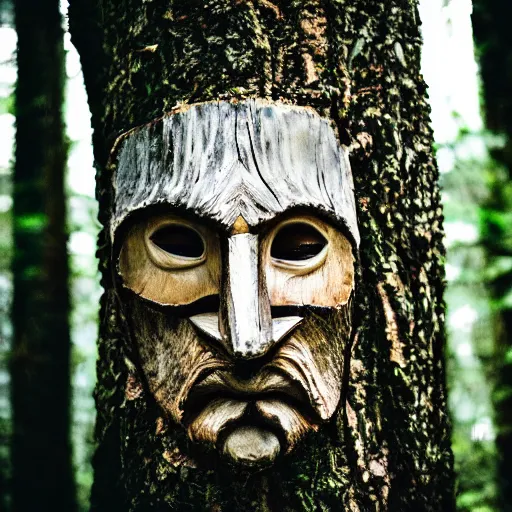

224,233,271,357
189,233,302,358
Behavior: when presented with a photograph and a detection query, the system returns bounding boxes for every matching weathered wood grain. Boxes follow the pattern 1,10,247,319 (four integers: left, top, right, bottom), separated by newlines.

118,211,355,360
69,0,454,507
189,314,303,348
224,233,272,358
123,294,351,465
188,398,247,445
262,215,354,308
223,427,280,468
111,100,360,249
256,400,316,451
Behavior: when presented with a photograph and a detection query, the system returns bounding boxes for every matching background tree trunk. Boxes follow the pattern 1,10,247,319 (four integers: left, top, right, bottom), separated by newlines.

472,2,512,510
69,1,454,510
9,0,75,510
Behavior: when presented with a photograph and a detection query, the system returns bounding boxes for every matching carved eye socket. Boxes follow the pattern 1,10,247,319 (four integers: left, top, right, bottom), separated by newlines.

150,225,205,259
271,223,327,261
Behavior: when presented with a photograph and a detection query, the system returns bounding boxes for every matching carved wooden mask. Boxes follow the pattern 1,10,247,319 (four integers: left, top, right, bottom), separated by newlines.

111,100,360,468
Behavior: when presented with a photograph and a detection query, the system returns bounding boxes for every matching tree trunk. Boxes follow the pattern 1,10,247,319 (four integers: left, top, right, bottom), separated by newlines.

472,2,512,510
68,1,454,510
9,0,75,510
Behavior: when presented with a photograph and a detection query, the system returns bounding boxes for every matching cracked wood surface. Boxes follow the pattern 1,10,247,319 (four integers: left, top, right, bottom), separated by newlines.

110,100,359,247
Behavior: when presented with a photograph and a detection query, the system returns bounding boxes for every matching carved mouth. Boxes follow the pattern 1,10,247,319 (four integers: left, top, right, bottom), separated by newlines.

183,368,321,461
184,368,316,420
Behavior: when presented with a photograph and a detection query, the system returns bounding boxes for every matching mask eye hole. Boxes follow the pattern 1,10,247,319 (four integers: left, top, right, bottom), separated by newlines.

271,223,327,261
150,225,205,259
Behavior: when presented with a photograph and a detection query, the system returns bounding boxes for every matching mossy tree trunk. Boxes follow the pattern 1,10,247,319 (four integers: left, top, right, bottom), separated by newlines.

472,2,512,510
68,1,454,510
10,0,75,510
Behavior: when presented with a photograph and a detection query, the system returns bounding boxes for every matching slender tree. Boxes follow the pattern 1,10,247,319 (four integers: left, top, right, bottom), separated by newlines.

10,0,75,510
69,1,454,510
472,2,512,510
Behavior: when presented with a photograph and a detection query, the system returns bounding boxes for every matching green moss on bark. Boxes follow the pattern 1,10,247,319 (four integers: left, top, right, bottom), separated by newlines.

69,1,454,510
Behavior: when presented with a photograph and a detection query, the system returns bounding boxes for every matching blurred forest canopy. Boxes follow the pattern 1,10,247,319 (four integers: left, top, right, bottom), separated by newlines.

0,0,509,510
472,0,512,509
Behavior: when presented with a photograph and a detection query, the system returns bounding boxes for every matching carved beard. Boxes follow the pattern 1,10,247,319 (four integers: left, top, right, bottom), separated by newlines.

123,295,352,465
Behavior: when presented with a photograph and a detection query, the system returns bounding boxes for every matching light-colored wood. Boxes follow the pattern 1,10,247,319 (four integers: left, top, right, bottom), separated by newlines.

224,233,272,358
268,308,349,421
189,313,303,347
120,213,354,309
256,400,317,451
111,100,359,249
262,215,355,308
222,426,280,468
115,100,358,467
230,215,250,235
188,398,247,445
118,214,221,306
271,316,303,341
125,288,351,463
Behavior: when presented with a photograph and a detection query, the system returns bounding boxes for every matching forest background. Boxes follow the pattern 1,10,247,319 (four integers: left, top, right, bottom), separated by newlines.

0,0,510,511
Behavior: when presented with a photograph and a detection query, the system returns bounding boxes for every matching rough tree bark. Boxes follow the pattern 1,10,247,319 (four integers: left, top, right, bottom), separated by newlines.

472,2,512,510
10,0,75,510
68,1,454,510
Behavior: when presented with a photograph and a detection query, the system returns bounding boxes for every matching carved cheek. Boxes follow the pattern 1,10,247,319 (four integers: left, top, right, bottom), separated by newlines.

125,299,226,424
118,214,221,306
262,217,355,308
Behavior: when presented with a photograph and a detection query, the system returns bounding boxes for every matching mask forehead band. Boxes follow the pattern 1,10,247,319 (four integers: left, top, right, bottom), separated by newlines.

110,100,360,248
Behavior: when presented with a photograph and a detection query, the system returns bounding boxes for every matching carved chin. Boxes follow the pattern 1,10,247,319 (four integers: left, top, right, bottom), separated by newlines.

186,396,318,468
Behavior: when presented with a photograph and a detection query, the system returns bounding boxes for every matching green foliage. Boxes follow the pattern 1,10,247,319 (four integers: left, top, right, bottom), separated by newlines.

439,127,501,512
0,209,12,269
454,439,497,512
15,212,47,232
0,92,14,115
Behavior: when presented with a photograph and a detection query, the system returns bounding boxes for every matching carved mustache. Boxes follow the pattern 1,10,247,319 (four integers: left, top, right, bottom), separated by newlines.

141,304,351,422
184,366,321,453
181,339,337,417
184,365,315,423
178,309,351,452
